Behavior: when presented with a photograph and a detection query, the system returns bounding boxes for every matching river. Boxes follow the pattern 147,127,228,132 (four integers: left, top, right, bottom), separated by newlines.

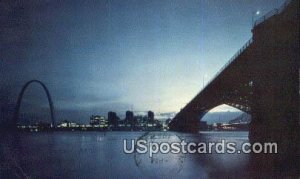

0,131,296,178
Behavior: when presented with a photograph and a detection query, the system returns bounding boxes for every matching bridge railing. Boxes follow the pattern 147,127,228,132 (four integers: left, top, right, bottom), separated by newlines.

254,0,292,27
203,38,253,92
181,38,253,110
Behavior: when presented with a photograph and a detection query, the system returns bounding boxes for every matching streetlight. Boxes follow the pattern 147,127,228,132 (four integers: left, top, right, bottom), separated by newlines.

252,10,260,27
203,74,208,89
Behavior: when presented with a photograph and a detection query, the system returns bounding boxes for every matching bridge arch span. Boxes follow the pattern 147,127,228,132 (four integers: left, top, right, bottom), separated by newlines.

13,80,56,127
194,101,251,121
200,104,249,122
169,103,251,132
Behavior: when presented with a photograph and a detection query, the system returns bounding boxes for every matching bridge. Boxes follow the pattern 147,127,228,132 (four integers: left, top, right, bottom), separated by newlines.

169,0,299,146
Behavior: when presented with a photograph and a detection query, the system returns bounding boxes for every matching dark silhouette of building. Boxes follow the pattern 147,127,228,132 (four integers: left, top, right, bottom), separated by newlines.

125,111,137,127
148,111,154,123
108,111,119,128
125,111,133,123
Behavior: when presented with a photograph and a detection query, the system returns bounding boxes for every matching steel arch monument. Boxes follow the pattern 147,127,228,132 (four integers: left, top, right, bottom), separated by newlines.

13,80,56,127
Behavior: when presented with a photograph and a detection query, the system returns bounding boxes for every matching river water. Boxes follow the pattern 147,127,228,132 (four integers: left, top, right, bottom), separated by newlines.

0,131,296,178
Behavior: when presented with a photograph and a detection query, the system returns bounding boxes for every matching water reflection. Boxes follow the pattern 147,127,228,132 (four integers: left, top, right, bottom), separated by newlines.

0,131,298,178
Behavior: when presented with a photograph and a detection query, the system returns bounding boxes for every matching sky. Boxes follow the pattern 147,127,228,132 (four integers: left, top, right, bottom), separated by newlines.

0,0,285,123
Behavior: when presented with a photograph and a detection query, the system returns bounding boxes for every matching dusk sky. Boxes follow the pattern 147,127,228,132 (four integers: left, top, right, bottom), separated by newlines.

0,0,285,122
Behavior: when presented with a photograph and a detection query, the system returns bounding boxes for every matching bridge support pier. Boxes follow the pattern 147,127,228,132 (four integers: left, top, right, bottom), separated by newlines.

247,4,300,173
248,64,299,173
169,111,200,133
248,115,299,175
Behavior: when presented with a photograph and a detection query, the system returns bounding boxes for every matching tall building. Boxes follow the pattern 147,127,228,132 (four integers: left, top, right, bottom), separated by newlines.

125,111,133,123
148,111,154,123
108,111,119,127
125,111,137,126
